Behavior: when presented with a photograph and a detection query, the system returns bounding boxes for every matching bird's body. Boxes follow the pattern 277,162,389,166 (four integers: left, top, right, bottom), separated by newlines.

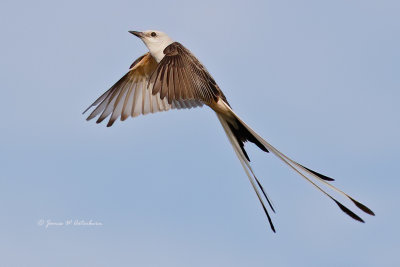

84,30,374,232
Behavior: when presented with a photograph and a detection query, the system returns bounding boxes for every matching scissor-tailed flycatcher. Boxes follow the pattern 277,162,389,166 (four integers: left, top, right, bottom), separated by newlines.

84,30,374,232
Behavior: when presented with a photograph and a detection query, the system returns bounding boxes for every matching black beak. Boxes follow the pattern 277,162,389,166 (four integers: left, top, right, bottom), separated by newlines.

129,31,144,38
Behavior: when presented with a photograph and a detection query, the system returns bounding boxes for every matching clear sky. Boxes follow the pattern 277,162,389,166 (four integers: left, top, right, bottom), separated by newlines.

1,0,399,266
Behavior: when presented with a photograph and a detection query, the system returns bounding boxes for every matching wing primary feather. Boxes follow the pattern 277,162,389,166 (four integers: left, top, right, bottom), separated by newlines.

108,75,134,126
186,64,201,100
107,81,130,127
132,79,143,117
183,56,202,100
86,90,113,120
86,83,124,121
131,82,140,117
86,69,133,120
150,64,163,95
168,61,175,104
179,100,188,109
148,42,225,106
83,88,112,114
96,74,131,124
174,100,181,109
148,81,154,113
85,52,202,124
177,61,190,99
179,56,195,99
159,63,169,100
172,58,181,100
141,78,147,115
121,78,136,120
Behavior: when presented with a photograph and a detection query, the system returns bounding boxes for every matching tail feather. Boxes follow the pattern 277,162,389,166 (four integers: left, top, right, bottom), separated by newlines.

216,101,374,229
225,116,269,161
217,114,276,232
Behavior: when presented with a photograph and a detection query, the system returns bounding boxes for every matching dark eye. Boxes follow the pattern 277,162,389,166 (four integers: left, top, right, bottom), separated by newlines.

151,32,157,37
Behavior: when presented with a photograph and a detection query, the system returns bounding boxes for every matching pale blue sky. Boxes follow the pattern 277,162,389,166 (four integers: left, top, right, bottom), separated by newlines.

1,0,399,266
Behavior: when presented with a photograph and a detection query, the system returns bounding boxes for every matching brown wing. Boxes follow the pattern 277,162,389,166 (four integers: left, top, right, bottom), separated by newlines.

149,42,227,105
84,53,203,127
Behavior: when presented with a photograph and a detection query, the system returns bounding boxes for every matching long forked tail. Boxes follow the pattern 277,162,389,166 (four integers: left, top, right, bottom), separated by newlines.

217,114,276,232
216,102,375,232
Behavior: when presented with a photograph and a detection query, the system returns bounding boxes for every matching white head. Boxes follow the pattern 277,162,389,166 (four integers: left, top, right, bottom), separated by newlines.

129,30,174,63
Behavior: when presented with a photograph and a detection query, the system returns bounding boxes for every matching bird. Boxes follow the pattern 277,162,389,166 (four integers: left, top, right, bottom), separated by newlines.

83,30,375,232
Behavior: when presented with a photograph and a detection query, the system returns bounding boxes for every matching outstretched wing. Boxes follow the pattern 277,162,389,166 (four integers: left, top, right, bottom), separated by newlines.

84,53,203,127
149,42,227,105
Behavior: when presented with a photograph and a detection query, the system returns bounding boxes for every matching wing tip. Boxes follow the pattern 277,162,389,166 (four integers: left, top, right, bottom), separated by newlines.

95,118,104,124
120,115,129,121
106,119,115,127
83,105,93,115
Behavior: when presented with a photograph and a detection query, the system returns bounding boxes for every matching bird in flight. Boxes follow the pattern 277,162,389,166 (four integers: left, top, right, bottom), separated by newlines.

84,30,374,232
